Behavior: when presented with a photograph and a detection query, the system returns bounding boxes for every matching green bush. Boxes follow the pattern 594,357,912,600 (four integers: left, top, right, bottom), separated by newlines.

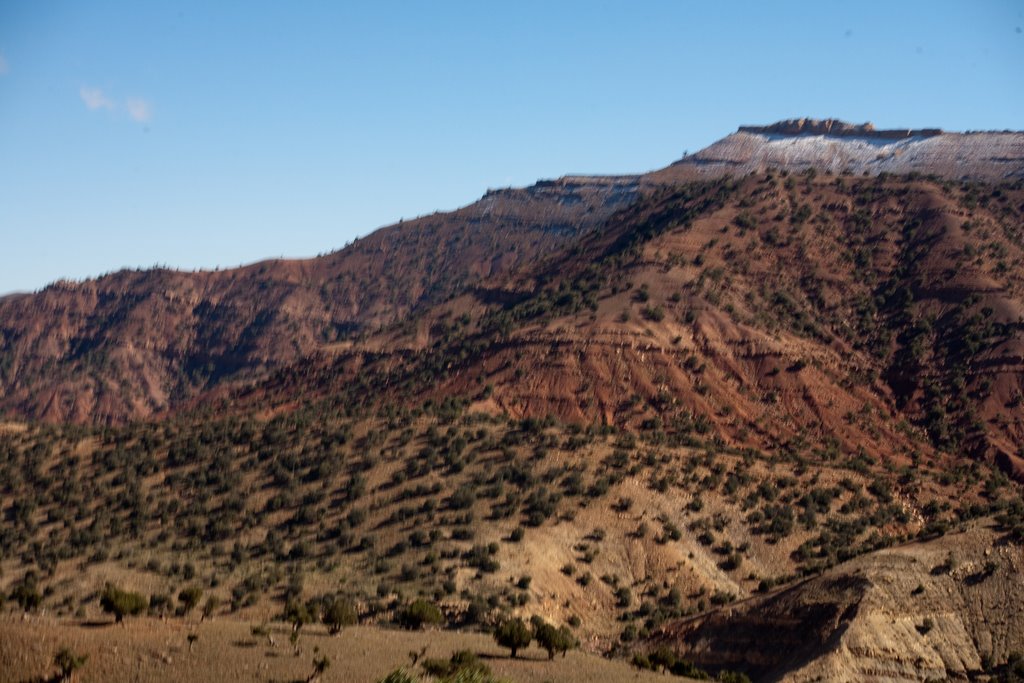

323,596,358,634
376,669,418,683
421,650,491,679
10,576,42,612
54,647,88,682
494,617,532,658
534,621,577,659
178,586,203,615
284,599,314,631
201,596,221,620
649,646,677,672
398,599,443,630
100,584,147,623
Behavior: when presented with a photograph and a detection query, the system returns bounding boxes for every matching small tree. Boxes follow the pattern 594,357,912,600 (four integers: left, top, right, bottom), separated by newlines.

178,586,203,616
201,595,221,621
397,599,443,630
148,593,173,618
187,633,198,653
535,622,577,659
494,617,532,658
649,646,677,673
285,599,314,633
323,596,358,635
11,575,42,612
100,584,147,623
54,648,87,682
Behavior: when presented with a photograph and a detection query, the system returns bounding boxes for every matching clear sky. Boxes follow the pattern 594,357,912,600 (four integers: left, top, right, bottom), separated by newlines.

0,1,1021,295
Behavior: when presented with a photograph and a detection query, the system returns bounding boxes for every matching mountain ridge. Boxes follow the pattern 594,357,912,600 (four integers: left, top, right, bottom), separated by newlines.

653,120,1024,184
739,117,944,139
1,119,1022,429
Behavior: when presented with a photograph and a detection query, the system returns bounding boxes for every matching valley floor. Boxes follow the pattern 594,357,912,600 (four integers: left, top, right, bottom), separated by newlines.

0,617,679,683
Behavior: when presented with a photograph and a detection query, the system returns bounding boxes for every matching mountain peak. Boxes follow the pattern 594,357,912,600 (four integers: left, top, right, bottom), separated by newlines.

738,118,943,139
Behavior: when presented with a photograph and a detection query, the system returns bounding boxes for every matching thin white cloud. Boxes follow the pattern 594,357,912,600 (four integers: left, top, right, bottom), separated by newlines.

0,53,8,74
125,97,152,123
79,86,154,124
80,86,115,111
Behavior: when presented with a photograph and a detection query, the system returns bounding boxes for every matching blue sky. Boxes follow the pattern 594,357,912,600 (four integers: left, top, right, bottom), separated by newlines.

0,1,1021,295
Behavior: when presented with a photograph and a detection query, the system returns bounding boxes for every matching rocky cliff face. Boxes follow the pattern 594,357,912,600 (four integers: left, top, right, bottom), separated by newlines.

653,120,1024,182
738,118,943,139
651,524,1024,682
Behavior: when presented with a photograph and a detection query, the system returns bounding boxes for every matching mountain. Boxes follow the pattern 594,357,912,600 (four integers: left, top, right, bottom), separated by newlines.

1,119,1024,683
404,172,1024,478
1,118,1021,427
0,176,639,423
3,119,1020,477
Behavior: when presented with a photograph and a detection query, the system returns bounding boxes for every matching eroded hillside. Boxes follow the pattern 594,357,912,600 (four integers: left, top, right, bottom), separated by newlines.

226,172,1024,485
2,121,1022,429
0,176,638,423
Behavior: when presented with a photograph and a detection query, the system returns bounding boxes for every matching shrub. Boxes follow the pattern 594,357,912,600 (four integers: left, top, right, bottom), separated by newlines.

100,584,147,623
323,596,358,634
642,306,665,322
398,599,443,630
632,653,652,670
54,647,88,682
376,669,418,683
421,650,491,679
178,586,203,615
284,599,314,632
10,576,42,612
201,596,221,620
148,593,173,617
649,646,677,672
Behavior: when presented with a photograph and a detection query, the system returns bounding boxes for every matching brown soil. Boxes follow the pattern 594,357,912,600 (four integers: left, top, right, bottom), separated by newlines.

0,618,681,683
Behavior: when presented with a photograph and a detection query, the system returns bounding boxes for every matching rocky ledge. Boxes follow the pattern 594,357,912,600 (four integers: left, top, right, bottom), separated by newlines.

739,117,943,139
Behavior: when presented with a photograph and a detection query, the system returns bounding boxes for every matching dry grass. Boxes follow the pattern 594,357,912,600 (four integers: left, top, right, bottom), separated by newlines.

0,617,682,683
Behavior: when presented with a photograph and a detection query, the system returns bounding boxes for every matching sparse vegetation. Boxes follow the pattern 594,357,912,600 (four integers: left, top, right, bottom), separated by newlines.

0,171,1023,683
